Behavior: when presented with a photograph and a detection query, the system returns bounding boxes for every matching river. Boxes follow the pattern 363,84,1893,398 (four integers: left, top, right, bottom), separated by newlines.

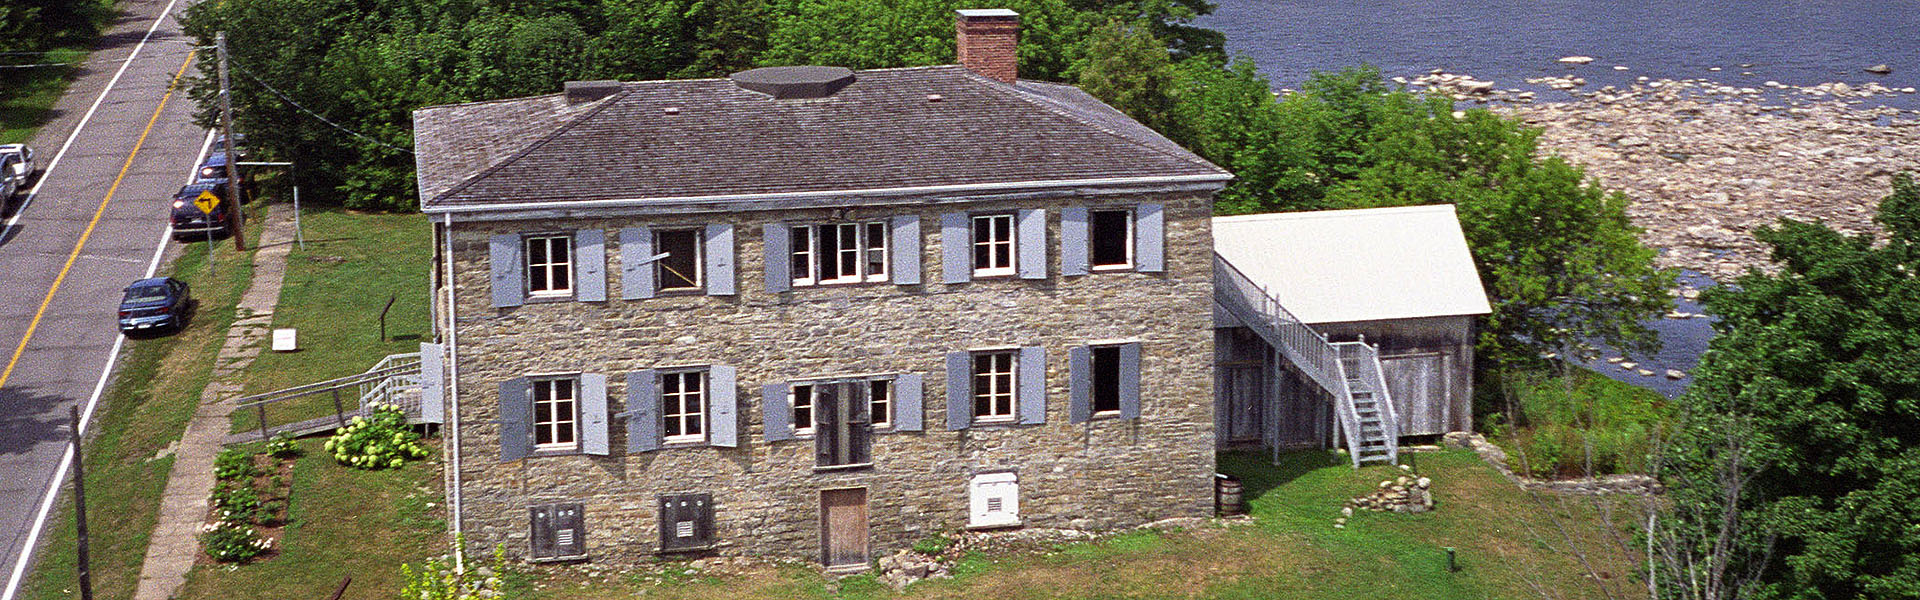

1195,0,1919,396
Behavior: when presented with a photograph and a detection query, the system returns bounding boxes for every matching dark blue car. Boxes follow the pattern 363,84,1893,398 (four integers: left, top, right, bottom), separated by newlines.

118,277,191,334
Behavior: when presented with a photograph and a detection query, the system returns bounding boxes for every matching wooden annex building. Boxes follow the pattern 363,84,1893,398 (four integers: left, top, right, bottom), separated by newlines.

1212,205,1491,465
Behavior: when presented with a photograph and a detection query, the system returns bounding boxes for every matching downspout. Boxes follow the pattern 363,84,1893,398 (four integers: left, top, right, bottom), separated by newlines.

442,213,466,572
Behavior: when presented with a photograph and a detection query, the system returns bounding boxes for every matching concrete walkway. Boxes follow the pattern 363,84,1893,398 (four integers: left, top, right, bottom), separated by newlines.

133,207,298,600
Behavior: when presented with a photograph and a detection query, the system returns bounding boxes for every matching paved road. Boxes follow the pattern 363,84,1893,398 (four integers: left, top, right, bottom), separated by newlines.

0,0,209,596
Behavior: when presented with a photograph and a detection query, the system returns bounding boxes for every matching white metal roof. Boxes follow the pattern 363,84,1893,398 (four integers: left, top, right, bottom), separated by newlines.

1214,205,1492,325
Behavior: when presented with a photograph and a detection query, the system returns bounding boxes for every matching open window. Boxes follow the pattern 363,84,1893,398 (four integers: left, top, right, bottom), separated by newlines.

1089,208,1132,269
655,229,703,291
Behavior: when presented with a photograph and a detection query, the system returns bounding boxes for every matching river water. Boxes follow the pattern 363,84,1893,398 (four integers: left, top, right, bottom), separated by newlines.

1195,0,1920,395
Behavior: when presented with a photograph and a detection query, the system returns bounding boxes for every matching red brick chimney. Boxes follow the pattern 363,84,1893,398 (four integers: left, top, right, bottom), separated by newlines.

955,9,1020,83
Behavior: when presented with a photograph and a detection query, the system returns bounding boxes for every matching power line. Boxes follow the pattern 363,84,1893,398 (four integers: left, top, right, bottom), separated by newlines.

225,57,414,154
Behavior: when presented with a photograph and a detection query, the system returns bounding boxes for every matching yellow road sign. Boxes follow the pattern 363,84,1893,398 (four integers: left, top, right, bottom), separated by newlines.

193,189,220,214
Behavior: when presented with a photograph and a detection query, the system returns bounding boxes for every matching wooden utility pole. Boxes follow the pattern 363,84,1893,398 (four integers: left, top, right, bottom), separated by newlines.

216,31,246,251
69,406,92,600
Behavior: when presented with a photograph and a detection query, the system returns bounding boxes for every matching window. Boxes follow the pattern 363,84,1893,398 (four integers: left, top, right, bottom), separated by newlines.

533,378,578,451
1090,209,1132,269
790,222,888,286
525,235,573,296
791,384,816,436
968,472,1019,528
869,379,892,430
529,502,586,560
972,351,1016,421
971,214,1014,276
1091,346,1122,414
810,381,872,468
661,371,705,443
656,229,703,291
657,493,714,552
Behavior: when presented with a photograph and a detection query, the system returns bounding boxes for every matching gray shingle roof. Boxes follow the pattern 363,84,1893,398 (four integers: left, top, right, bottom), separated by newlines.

413,66,1226,210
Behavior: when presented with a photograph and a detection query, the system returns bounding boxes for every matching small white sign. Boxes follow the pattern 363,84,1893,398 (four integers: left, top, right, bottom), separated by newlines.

271,328,297,352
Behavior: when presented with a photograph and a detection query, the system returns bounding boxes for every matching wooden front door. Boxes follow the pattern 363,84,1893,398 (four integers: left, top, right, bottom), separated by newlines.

820,488,869,568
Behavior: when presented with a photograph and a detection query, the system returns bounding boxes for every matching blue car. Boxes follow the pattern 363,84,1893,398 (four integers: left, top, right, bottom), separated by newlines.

118,277,191,334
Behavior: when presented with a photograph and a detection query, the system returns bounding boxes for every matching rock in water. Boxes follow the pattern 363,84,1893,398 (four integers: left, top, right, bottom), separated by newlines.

1559,56,1595,65
1865,64,1892,74
1665,369,1686,380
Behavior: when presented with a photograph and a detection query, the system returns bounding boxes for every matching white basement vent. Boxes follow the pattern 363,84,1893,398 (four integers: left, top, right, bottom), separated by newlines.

968,472,1020,528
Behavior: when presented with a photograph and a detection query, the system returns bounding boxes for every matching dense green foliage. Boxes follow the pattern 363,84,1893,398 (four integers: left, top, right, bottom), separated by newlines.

1658,173,1920,599
0,0,114,50
1484,367,1669,478
179,0,1218,210
324,403,430,469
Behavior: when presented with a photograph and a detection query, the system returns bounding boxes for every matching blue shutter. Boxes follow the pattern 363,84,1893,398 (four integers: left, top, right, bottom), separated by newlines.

580,373,609,455
763,223,790,293
891,215,922,285
708,366,737,447
418,343,444,425
620,227,655,300
1018,346,1047,424
1017,209,1046,279
626,370,660,452
1068,345,1091,423
762,382,793,442
1119,342,1142,419
1060,207,1089,276
895,373,924,431
498,377,531,461
489,234,523,308
1136,203,1165,273
574,229,606,302
940,213,970,284
705,224,736,295
945,352,970,430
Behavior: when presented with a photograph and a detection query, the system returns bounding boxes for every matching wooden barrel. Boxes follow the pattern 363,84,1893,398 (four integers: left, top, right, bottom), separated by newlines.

1215,474,1244,516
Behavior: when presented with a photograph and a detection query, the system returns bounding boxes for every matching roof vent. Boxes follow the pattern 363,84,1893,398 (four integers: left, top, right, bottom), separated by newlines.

564,80,622,104
730,66,856,99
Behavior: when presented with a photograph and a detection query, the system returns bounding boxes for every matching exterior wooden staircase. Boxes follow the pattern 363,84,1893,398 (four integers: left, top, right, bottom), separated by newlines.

1214,253,1400,467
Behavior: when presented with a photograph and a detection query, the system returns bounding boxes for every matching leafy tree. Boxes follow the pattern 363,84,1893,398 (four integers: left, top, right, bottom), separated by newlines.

756,0,1095,81
1665,173,1920,599
1075,21,1182,144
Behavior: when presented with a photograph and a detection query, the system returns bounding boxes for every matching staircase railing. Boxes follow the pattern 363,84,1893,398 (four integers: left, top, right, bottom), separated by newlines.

1213,253,1364,466
1335,340,1400,465
231,352,423,443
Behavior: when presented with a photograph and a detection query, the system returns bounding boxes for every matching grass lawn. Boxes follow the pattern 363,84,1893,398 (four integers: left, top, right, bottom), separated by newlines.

19,204,267,600
0,48,88,144
229,208,431,433
1484,366,1671,478
174,438,445,600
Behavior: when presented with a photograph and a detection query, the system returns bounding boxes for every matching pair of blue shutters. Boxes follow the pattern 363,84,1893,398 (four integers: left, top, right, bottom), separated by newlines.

759,374,925,442
938,204,1165,284
498,367,738,462
763,216,922,293
489,225,736,308
939,344,1143,430
1060,204,1165,276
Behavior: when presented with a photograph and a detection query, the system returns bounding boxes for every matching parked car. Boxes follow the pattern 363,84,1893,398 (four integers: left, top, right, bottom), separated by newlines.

0,158,17,200
118,277,191,334
195,151,230,182
0,143,35,192
170,181,242,241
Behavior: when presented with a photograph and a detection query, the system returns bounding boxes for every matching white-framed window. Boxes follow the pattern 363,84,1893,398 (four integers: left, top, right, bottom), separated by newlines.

869,378,892,430
968,472,1020,528
972,351,1016,421
656,229,703,291
790,221,889,286
525,234,573,297
661,370,706,443
971,214,1014,277
791,383,816,437
532,377,578,451
1091,345,1123,414
1089,208,1133,270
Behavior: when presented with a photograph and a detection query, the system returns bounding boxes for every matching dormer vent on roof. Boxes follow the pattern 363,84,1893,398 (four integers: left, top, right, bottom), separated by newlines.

729,66,856,99
564,80,622,104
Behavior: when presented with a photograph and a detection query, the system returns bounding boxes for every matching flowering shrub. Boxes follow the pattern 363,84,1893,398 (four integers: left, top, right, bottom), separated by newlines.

266,432,302,458
212,482,264,524
213,447,259,481
201,523,271,562
323,403,428,470
399,535,509,600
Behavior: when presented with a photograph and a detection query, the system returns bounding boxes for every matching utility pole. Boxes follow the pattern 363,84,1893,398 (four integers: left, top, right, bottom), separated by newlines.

216,31,246,251
69,406,92,600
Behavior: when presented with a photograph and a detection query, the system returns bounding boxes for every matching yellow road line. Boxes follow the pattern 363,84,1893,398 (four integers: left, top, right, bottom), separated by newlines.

0,49,197,390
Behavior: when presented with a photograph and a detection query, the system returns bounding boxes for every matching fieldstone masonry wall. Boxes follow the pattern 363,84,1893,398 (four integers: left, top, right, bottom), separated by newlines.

442,190,1218,564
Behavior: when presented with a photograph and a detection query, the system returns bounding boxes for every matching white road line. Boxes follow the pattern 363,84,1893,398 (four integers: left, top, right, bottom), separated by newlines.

0,0,187,244
0,107,205,600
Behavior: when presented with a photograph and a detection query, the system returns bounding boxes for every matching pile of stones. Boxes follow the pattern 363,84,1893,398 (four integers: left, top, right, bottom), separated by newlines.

1336,465,1434,528
874,548,953,590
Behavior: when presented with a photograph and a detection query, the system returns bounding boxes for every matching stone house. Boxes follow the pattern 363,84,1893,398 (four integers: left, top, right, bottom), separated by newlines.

413,9,1232,568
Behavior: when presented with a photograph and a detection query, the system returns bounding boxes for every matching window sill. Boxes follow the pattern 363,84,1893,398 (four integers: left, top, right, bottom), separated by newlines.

654,288,706,296
813,462,874,473
1089,264,1134,272
661,439,708,449
965,519,1023,531
522,294,576,304
657,544,715,555
532,447,582,456
527,553,588,563
790,279,892,289
970,271,1017,279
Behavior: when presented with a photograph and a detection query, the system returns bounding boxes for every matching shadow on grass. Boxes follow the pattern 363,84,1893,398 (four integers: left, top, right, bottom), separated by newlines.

1218,448,1343,503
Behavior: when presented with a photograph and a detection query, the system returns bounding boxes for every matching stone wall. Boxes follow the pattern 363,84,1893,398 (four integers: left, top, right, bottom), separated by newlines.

438,189,1218,564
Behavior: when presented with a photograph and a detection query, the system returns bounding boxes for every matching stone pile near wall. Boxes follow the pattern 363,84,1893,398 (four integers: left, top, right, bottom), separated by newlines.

1349,472,1434,514
1444,432,1662,496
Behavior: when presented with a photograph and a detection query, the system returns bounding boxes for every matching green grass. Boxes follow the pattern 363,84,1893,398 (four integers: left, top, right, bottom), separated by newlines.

0,48,87,143
19,204,268,600
175,438,444,600
229,208,431,433
1484,367,1672,478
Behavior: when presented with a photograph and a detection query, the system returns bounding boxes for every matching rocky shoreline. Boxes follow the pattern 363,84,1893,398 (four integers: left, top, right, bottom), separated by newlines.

1411,70,1920,284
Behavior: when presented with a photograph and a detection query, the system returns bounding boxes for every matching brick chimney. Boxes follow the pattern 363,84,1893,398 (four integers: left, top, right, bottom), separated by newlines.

955,9,1020,83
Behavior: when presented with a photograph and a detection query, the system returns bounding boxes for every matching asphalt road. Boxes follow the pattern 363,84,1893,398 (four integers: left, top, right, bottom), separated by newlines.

0,0,210,595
